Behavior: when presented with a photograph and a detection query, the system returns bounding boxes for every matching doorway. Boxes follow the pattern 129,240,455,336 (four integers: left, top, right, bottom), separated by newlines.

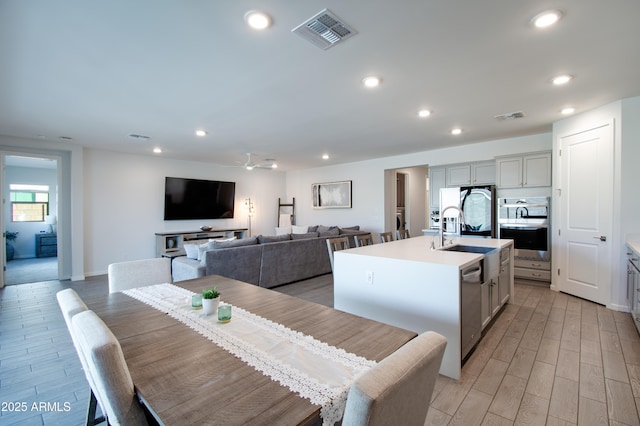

2,154,60,286
384,166,429,237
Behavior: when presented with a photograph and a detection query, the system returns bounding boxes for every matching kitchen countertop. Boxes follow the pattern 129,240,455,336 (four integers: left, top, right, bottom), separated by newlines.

626,234,640,256
341,235,512,270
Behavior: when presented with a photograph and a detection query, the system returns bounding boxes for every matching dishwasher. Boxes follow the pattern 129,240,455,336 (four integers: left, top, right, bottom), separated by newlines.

460,261,482,360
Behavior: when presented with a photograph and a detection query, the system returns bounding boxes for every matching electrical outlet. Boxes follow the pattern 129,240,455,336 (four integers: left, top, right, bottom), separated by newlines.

366,271,374,284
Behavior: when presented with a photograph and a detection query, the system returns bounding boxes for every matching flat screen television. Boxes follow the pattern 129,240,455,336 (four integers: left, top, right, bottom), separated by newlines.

164,177,235,220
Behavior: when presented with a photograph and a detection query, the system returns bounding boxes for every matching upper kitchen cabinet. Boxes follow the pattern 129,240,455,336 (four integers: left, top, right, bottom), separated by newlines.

496,151,551,188
445,161,496,187
429,166,446,209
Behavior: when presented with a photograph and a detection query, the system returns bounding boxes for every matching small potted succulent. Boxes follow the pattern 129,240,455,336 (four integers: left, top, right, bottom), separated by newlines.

5,231,18,261
202,287,220,315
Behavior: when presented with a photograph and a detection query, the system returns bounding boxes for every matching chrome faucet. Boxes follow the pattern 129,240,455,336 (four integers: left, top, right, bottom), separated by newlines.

440,206,465,247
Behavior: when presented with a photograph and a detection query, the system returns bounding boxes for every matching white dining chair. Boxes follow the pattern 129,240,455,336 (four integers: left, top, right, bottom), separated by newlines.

326,236,350,272
72,310,149,426
56,289,106,426
341,331,447,426
354,233,374,247
108,257,172,293
378,232,394,243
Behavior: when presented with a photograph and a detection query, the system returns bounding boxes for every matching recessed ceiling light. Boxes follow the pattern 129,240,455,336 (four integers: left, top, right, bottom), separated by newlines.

362,76,381,88
245,10,272,30
418,109,431,118
532,10,562,28
561,107,576,115
451,128,463,135
153,148,162,154
195,129,207,137
322,154,330,160
552,74,573,85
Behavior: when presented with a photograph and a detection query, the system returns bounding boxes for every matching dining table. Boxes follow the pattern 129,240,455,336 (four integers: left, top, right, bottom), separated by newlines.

85,275,417,425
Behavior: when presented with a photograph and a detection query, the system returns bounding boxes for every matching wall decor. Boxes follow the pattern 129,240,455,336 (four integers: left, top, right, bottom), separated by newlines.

312,180,352,209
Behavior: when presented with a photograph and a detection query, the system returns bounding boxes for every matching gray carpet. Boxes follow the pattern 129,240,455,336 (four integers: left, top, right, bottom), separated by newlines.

4,256,58,285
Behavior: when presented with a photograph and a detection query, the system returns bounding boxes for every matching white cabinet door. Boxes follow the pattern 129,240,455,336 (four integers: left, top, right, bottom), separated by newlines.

446,164,471,186
523,152,551,187
499,261,510,305
496,157,523,188
429,167,446,209
472,161,496,185
490,278,501,317
481,281,491,330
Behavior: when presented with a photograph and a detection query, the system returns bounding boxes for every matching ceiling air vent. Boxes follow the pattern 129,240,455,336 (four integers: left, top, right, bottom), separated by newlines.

292,9,357,50
128,133,151,140
494,111,526,121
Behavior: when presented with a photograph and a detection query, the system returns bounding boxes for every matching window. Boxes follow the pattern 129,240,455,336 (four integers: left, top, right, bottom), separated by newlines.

10,184,50,222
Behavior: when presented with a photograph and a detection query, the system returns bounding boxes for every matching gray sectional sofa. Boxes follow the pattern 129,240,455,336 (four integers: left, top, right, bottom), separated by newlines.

171,226,366,288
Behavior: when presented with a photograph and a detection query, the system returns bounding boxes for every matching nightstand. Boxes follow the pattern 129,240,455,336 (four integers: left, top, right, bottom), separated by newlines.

35,233,57,257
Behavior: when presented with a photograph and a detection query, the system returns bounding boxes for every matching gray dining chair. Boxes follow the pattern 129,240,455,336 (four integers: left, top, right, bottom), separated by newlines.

342,331,447,426
326,236,350,272
354,233,374,247
56,289,106,426
108,257,172,293
378,232,394,243
72,310,149,426
396,229,410,240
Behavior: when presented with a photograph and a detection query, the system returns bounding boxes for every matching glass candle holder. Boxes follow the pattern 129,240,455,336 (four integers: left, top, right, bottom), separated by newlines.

191,294,202,309
218,304,232,322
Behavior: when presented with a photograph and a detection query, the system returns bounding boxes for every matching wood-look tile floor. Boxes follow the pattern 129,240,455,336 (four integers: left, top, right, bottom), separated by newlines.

1,275,639,425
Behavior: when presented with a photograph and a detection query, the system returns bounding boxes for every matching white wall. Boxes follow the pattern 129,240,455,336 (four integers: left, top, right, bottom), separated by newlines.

83,149,286,276
286,133,552,233
4,165,58,259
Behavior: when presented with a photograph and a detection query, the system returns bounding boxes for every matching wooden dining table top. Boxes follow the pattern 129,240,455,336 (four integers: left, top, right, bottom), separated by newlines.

85,275,417,426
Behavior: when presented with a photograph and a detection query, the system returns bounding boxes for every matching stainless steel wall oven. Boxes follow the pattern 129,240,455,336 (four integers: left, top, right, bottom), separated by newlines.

498,197,551,282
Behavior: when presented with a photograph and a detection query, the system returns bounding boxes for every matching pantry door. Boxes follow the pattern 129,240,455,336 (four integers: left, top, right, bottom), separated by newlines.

557,121,613,305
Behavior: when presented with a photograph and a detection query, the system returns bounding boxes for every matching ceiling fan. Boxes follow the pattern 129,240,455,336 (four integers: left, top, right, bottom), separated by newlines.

239,152,278,171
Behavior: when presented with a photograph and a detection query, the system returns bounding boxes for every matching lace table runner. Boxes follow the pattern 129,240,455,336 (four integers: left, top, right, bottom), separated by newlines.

122,283,376,425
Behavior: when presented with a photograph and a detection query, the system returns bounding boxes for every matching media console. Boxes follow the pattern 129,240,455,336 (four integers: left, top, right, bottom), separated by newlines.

155,228,248,257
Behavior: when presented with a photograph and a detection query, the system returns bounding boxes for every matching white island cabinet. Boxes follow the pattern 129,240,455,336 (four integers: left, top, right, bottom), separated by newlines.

333,236,514,380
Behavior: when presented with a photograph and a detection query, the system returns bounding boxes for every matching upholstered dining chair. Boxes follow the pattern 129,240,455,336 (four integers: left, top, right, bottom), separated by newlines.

378,232,394,243
354,233,374,247
56,289,106,426
342,331,447,426
72,310,149,426
396,229,410,240
326,236,350,272
108,257,172,293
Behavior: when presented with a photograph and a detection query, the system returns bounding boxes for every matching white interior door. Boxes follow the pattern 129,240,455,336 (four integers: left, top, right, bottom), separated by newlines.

558,122,613,305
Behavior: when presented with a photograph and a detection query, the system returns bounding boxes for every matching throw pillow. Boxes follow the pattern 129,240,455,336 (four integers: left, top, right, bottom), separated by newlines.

197,242,209,261
317,225,339,237
258,234,291,244
308,225,319,232
184,243,199,259
291,225,309,234
291,231,319,240
275,226,292,236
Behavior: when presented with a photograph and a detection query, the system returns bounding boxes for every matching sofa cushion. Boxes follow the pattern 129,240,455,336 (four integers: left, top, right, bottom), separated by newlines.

210,236,258,249
291,232,319,240
340,225,361,231
258,234,291,244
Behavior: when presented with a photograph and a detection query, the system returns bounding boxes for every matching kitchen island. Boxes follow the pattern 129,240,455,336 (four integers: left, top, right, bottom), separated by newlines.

333,236,514,379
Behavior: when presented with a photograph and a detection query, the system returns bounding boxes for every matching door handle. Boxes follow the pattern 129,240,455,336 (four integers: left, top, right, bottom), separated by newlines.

593,236,607,242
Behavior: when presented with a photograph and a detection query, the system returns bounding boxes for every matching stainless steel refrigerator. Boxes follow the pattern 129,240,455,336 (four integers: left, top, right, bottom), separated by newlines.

440,185,496,238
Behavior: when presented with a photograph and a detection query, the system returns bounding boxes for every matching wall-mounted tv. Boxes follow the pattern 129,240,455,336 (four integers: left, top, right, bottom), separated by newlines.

164,177,235,221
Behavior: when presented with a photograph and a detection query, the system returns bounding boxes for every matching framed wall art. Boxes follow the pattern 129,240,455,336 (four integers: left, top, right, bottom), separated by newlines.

312,180,352,209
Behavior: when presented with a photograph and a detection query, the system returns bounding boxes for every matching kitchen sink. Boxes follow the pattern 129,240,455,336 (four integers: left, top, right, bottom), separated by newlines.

440,244,497,254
